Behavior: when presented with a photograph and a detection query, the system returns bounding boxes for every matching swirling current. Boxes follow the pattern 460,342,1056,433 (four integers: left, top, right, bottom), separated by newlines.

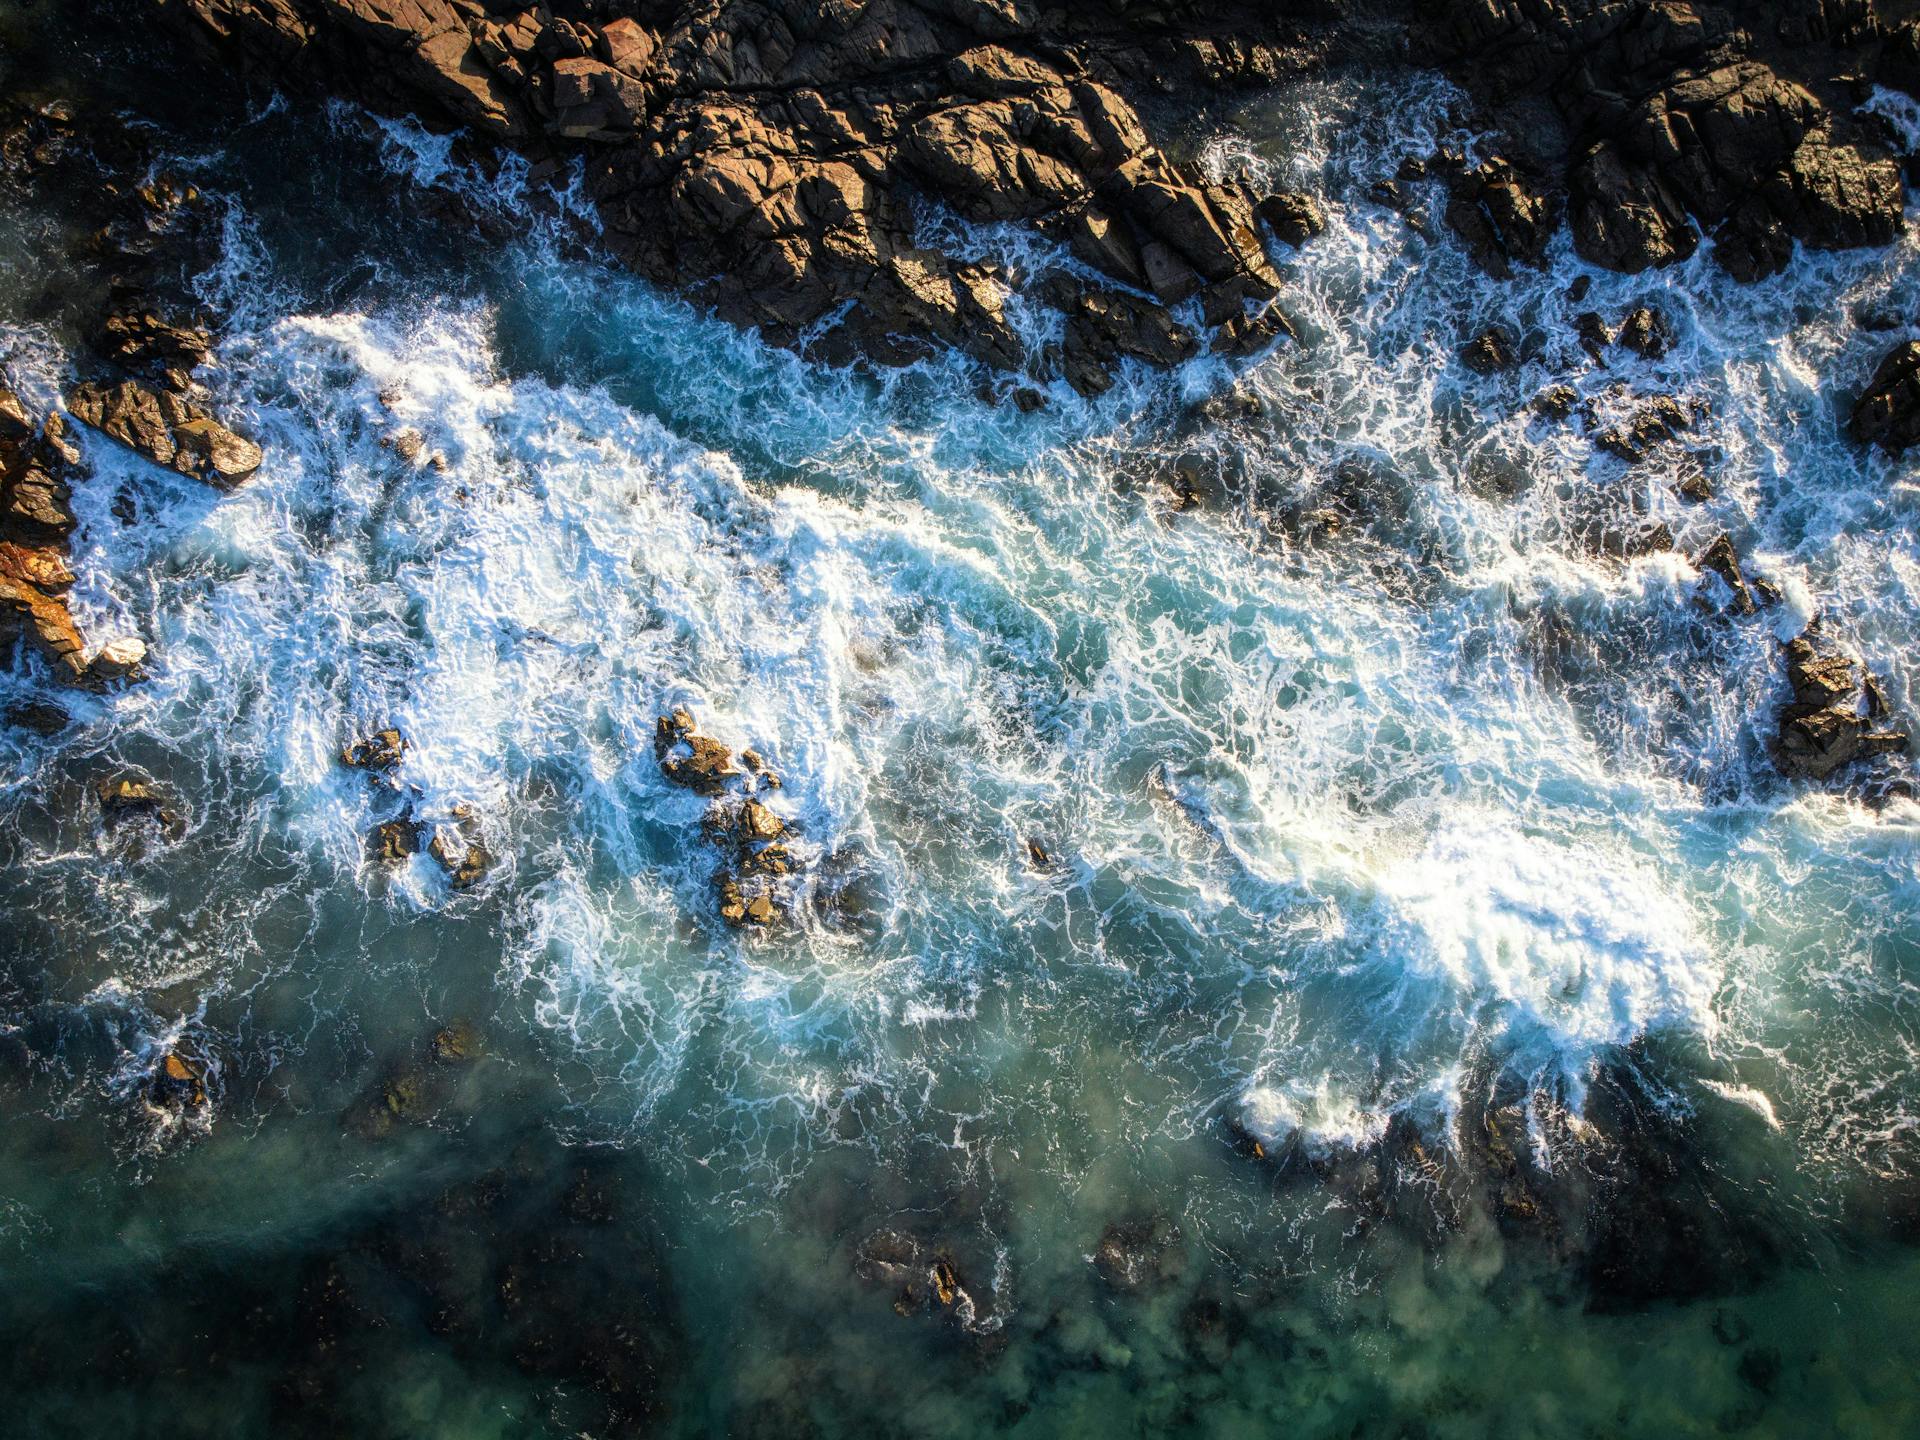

3,11,1920,1440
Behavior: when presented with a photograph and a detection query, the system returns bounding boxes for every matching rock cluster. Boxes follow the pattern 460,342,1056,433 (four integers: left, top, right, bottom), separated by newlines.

655,707,796,928
1426,0,1907,278
158,1,1331,390
345,727,496,889
1685,534,1909,788
0,95,262,700
1774,626,1908,780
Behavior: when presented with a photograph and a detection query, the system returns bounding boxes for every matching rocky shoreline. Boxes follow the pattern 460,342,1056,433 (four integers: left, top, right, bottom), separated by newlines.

145,2,1920,387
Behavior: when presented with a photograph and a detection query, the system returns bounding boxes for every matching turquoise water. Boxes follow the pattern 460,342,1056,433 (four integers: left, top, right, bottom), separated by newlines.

4,10,1920,1437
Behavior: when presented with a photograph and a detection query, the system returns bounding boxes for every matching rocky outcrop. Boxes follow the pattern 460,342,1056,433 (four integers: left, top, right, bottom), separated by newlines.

1774,627,1907,781
154,2,1321,392
1850,339,1920,453
1424,2,1905,279
655,707,800,929
66,379,262,489
1,382,144,687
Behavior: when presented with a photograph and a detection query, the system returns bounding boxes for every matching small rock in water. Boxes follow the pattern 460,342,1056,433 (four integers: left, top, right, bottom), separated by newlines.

97,773,177,830
341,727,407,772
654,707,736,793
149,1051,206,1109
1026,837,1051,869
1534,385,1578,422
1461,326,1517,375
368,816,421,863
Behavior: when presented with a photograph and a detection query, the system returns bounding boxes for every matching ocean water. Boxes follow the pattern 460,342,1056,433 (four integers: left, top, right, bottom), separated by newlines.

4,10,1920,1438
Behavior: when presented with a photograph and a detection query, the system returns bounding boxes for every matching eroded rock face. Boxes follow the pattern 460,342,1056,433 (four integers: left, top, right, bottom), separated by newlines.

1851,340,1920,454
1774,629,1907,781
156,1,1312,388
66,379,262,489
1425,2,1905,278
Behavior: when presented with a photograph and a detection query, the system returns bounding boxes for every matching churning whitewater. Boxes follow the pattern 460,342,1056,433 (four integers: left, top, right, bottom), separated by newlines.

5,13,1920,1439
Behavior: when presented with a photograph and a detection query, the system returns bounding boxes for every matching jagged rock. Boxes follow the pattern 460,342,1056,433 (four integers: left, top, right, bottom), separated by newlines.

1693,535,1755,615
150,1051,206,1109
369,816,422,863
1774,630,1907,781
1,540,88,682
1445,156,1556,279
1535,384,1578,421
66,379,261,488
341,727,407,772
1617,307,1674,359
654,707,736,793
1850,341,1920,454
95,306,212,379
1594,395,1697,463
1255,190,1325,247
97,773,178,830
428,823,493,890
1461,326,1517,375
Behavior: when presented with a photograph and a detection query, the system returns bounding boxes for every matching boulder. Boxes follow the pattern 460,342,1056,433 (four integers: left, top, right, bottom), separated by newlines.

97,773,178,829
1255,190,1325,248
1445,157,1556,278
1774,630,1907,781
368,816,422,863
654,707,736,793
1850,341,1920,454
66,379,261,488
1461,326,1517,374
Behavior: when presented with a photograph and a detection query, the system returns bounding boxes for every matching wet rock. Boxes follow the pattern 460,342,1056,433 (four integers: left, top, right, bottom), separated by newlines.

368,816,421,863
149,1051,206,1109
1461,326,1517,375
653,707,735,794
66,379,261,489
1617,306,1674,360
1594,395,1698,463
1445,156,1556,279
1693,535,1756,616
1,541,88,682
3,699,71,735
1534,384,1578,422
428,824,493,890
1774,628,1908,781
97,773,178,831
341,727,407,773
1255,190,1325,248
1026,837,1051,869
855,1228,976,1322
87,636,148,684
1574,311,1613,359
94,306,212,380
1850,340,1920,454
